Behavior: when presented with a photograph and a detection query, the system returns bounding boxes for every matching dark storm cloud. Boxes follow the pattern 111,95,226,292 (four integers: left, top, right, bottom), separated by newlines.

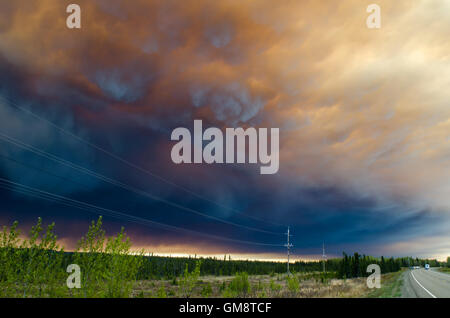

0,0,449,259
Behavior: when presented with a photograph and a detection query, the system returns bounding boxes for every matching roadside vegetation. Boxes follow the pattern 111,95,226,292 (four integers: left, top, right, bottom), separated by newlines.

0,218,445,298
437,257,450,274
367,270,404,298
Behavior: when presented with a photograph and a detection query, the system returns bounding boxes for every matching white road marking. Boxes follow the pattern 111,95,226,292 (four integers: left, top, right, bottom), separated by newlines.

410,270,437,298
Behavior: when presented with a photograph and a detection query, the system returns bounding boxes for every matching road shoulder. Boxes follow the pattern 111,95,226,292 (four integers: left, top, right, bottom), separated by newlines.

367,270,404,298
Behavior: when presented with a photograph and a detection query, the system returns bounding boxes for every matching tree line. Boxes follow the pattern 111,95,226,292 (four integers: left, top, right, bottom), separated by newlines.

0,217,445,297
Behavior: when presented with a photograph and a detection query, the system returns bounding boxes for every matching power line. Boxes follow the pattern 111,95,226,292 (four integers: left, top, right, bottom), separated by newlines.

0,131,282,236
0,176,284,247
0,95,285,227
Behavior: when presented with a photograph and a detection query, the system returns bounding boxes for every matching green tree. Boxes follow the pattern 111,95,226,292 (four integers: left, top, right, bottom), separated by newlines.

0,221,21,297
103,227,143,297
73,216,107,297
20,218,65,297
74,217,143,298
179,260,201,297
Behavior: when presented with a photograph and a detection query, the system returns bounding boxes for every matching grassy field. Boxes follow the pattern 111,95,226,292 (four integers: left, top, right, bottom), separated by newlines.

0,270,412,298
131,271,400,298
438,267,450,274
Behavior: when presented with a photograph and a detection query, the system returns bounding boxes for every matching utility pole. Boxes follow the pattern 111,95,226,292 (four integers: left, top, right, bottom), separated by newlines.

285,227,293,275
322,241,326,274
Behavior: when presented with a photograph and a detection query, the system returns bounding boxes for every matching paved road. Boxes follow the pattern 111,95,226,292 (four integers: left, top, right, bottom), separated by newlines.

402,268,450,298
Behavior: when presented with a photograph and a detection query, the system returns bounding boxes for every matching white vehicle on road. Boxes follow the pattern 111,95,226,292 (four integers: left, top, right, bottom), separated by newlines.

425,264,430,270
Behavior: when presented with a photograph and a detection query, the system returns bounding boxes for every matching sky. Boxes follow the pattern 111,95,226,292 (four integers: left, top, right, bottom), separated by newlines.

0,0,449,261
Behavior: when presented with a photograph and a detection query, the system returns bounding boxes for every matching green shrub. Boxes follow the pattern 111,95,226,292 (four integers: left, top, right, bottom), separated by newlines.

270,279,282,292
156,285,167,298
73,217,107,297
20,218,65,297
219,281,226,292
201,282,213,297
73,217,143,298
0,221,21,297
286,274,300,293
179,260,201,297
222,287,237,298
103,228,144,297
227,272,251,297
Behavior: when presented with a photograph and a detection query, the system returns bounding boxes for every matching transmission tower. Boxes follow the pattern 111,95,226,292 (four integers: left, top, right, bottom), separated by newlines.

322,241,327,274
285,227,293,274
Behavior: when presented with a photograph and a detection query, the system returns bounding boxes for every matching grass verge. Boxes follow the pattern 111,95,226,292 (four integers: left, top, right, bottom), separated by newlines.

366,269,405,298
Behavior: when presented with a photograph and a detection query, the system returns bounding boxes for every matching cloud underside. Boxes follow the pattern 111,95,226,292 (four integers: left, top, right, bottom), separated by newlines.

0,0,449,258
